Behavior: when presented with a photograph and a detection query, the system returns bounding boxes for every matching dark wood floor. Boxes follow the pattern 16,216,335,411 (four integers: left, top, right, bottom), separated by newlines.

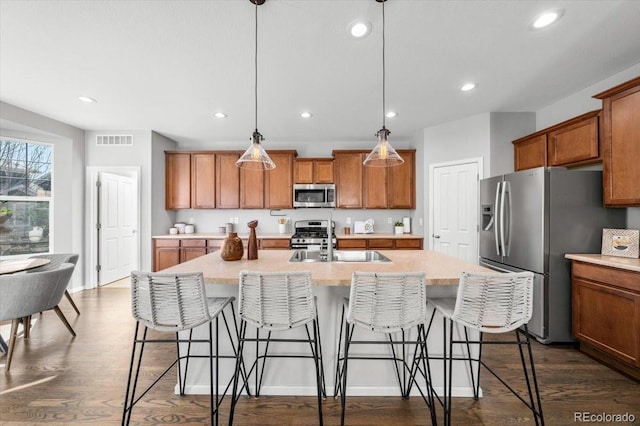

1,286,638,425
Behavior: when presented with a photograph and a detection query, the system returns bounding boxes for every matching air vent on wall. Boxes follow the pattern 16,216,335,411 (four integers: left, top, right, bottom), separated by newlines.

96,135,133,146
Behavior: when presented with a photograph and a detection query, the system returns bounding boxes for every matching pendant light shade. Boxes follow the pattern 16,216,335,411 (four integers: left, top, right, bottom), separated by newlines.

364,0,403,167
236,129,276,170
236,0,276,170
363,126,404,167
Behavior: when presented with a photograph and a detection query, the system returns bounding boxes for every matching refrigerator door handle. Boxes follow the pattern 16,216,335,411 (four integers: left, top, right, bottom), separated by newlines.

499,180,508,258
494,181,502,256
503,180,511,256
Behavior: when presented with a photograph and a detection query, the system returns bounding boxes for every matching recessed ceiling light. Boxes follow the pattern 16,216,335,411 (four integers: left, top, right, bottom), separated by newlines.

78,96,97,103
385,111,397,118
461,83,477,92
214,112,227,119
300,112,313,119
347,20,371,38
531,10,563,29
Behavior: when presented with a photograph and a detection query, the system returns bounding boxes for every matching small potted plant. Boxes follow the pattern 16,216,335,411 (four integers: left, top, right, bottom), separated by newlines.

0,201,12,225
394,221,404,235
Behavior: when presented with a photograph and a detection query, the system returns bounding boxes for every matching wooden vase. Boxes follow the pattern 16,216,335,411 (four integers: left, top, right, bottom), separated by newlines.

247,220,258,260
220,232,244,261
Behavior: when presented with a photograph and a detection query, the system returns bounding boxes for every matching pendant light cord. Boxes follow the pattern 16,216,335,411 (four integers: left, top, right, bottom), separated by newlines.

382,0,386,129
254,1,258,134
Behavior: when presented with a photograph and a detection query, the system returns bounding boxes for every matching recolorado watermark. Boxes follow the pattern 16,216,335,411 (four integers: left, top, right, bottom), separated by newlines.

574,412,636,423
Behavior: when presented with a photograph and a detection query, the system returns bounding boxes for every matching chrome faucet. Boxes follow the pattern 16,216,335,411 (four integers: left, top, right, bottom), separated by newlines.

326,210,333,262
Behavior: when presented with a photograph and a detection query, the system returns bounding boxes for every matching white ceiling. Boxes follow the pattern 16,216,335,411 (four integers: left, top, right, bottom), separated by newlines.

2,1,640,146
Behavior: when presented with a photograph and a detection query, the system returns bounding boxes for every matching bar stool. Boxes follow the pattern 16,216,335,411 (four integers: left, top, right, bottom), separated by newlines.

122,271,241,426
228,270,325,426
334,271,436,426
426,271,544,426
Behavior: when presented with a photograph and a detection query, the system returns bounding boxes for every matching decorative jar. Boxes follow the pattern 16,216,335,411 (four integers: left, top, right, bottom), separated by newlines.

220,232,244,261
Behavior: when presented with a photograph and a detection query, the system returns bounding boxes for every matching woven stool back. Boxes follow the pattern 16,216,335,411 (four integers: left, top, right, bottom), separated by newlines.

452,271,534,333
238,270,315,331
347,272,426,333
130,271,212,332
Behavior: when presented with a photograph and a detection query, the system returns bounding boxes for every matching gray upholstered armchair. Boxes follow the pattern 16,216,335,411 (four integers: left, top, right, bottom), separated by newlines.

29,253,80,315
0,263,75,371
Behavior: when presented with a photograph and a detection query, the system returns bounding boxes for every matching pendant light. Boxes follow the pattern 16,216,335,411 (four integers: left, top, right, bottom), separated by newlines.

363,0,404,167
236,0,276,170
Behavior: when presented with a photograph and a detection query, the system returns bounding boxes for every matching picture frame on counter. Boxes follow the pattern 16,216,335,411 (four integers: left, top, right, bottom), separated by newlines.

601,228,639,258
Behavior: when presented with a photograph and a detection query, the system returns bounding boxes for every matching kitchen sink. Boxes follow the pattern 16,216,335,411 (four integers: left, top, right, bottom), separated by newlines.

289,250,391,263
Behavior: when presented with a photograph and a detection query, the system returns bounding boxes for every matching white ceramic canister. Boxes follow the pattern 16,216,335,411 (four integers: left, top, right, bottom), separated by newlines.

169,227,178,235
174,223,186,234
184,224,195,234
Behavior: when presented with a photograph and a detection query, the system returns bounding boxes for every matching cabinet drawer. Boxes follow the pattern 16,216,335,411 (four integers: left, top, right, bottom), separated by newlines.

573,262,640,293
338,239,367,249
260,239,290,250
395,238,423,249
207,239,224,248
154,239,180,248
368,239,394,249
181,239,206,248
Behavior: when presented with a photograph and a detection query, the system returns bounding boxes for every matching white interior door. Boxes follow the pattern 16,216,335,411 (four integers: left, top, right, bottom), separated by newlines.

99,172,137,285
430,159,480,264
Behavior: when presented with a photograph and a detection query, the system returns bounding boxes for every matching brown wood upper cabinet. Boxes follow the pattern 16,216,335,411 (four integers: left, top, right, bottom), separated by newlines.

512,110,601,171
191,153,216,209
241,150,297,209
294,158,334,184
165,152,191,209
593,76,640,206
216,152,241,209
334,149,416,209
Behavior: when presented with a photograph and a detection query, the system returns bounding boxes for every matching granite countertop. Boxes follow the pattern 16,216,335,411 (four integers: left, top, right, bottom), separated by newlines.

336,233,423,239
154,232,423,240
152,233,292,239
161,250,490,286
565,253,640,273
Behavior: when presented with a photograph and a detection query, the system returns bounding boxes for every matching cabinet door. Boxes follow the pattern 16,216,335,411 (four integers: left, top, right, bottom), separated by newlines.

334,153,363,208
389,150,416,209
216,153,240,208
165,153,191,209
601,82,640,206
265,152,294,208
315,160,334,183
191,153,216,208
260,239,291,250
368,239,394,249
573,278,640,367
240,168,264,208
153,239,180,271
364,166,388,208
513,134,547,171
395,238,423,250
337,239,367,250
180,239,207,263
294,160,314,184
548,114,599,166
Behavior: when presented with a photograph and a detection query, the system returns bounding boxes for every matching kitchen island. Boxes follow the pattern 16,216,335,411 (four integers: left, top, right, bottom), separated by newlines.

161,250,490,397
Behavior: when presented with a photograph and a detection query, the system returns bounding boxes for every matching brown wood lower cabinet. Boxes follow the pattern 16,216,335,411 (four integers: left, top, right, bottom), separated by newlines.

260,239,290,250
571,261,640,380
337,238,423,250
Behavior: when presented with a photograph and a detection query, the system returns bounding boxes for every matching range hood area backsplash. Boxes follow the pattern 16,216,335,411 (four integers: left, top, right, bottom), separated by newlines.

174,209,418,235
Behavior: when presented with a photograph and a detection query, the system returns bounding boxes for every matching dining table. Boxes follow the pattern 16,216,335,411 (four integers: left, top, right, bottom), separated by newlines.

0,258,51,275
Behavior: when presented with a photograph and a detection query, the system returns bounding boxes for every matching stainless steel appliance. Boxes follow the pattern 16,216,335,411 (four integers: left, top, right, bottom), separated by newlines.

291,220,336,251
293,184,336,208
479,167,625,343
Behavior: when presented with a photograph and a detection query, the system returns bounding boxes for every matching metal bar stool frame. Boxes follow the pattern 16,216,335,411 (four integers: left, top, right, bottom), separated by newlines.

334,271,437,426
424,271,544,426
122,271,248,426
228,270,325,426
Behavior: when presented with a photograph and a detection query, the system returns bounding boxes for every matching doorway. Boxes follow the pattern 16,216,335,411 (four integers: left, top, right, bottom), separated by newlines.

428,158,483,264
86,167,140,287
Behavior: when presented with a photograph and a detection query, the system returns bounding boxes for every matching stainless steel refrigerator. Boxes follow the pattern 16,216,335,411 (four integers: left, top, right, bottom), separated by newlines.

479,167,625,343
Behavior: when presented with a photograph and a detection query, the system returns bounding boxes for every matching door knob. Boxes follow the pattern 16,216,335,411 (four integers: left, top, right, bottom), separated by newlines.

433,234,440,239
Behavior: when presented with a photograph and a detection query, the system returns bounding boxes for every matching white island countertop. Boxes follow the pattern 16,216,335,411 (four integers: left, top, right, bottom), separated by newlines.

161,249,489,286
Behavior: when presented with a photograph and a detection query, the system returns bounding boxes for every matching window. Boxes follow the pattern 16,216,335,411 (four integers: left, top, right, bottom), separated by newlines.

0,138,52,256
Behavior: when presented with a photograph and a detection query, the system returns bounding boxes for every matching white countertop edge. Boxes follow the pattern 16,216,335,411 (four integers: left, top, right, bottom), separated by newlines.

565,253,640,273
153,233,424,240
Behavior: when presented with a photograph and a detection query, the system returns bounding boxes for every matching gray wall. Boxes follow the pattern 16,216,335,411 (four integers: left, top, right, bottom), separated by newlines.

0,101,86,291
489,112,536,176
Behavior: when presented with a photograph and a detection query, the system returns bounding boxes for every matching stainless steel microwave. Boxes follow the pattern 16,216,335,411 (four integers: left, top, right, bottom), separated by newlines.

293,184,336,208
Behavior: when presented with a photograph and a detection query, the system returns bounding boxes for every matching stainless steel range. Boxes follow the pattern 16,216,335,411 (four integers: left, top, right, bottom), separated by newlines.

291,220,336,251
